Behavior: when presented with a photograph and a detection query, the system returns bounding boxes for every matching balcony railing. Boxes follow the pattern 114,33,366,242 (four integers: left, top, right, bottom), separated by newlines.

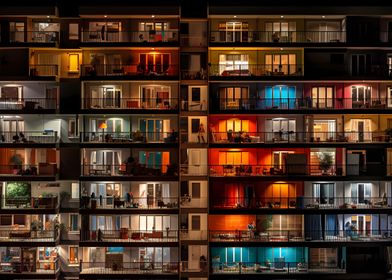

80,196,179,209
211,261,344,274
210,30,346,44
179,229,208,240
80,261,179,274
180,260,208,273
29,64,59,77
83,229,178,242
209,131,392,144
0,98,58,110
209,229,392,243
1,196,58,210
180,34,207,47
216,97,389,111
209,64,303,77
81,30,178,43
0,258,59,274
81,64,178,77
80,131,178,144
180,195,208,208
0,229,58,242
0,131,58,144
0,163,57,176
8,31,59,43
82,97,178,110
181,69,208,80
82,163,178,177
210,196,391,210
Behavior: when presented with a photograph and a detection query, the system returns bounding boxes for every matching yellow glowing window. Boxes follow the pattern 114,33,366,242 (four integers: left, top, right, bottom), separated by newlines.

68,54,79,73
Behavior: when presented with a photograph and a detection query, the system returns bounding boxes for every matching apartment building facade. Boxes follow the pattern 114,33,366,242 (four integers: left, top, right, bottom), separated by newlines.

0,0,391,279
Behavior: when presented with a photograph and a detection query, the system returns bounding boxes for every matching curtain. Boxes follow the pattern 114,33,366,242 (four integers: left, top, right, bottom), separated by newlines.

325,214,339,236
304,214,322,240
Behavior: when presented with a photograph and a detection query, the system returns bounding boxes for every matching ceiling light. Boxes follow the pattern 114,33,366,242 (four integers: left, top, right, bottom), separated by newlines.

281,16,284,18
104,15,107,18
322,15,325,18
152,15,155,18
234,15,237,18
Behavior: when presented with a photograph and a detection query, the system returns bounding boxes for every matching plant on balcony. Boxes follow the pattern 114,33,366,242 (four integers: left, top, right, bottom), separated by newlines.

258,215,272,232
60,191,71,207
9,153,23,171
5,181,30,200
318,153,333,175
31,220,43,232
59,223,68,240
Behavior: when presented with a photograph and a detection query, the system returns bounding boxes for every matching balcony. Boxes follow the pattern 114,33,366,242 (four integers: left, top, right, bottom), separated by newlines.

81,30,178,44
209,229,392,243
0,258,59,275
82,97,178,111
0,229,58,243
29,65,59,78
210,196,391,210
0,196,58,210
80,131,178,144
209,64,303,78
210,31,346,44
0,131,58,144
82,164,178,177
80,261,179,275
81,64,179,79
83,229,178,243
80,196,179,210
209,131,392,144
0,163,57,177
6,31,59,44
214,97,390,112
211,261,344,275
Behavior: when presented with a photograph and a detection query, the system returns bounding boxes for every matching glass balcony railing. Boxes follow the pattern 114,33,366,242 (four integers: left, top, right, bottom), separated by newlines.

0,229,58,242
209,229,392,243
80,196,179,209
82,97,178,110
0,163,57,176
81,64,178,77
8,31,59,43
0,131,58,144
215,97,390,111
80,261,179,274
210,196,391,210
0,258,59,274
81,30,179,43
80,131,178,144
209,131,392,144
82,164,178,177
82,229,178,242
210,31,346,44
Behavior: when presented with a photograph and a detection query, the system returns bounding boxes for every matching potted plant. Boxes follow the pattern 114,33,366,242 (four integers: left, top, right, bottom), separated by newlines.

31,220,43,237
9,153,23,174
5,181,31,207
59,223,68,240
60,191,71,208
318,153,333,175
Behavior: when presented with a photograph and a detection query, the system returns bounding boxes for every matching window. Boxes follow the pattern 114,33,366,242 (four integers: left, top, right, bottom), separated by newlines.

388,87,392,108
68,118,77,138
191,182,201,198
312,86,334,108
351,215,371,236
219,87,249,109
330,54,344,64
351,54,371,76
0,215,12,226
0,86,23,100
68,54,79,73
69,214,79,232
313,120,336,141
9,22,25,42
268,118,296,142
265,54,297,75
265,85,296,109
71,183,79,199
69,246,79,264
218,54,249,74
351,183,371,204
306,21,341,42
313,183,335,205
191,215,201,230
219,21,249,42
265,21,296,42
140,85,170,109
139,53,170,74
69,23,79,40
351,86,371,108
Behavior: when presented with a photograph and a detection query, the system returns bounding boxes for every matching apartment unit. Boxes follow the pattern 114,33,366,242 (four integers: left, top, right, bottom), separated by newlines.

0,0,391,280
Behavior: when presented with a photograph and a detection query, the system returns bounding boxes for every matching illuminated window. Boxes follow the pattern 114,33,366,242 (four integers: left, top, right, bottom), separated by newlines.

69,23,79,40
69,246,79,264
68,54,79,73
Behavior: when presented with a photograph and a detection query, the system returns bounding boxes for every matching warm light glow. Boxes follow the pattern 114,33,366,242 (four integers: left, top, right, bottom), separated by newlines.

68,54,79,73
99,122,108,129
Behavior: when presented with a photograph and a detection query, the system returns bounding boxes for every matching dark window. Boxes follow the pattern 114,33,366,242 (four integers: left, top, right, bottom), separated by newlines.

191,182,201,198
14,215,26,225
330,54,344,64
191,215,201,230
0,215,12,226
192,88,201,101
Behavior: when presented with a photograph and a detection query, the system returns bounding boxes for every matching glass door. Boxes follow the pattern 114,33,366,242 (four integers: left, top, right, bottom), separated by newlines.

312,86,334,109
351,86,371,108
313,183,335,206
9,22,25,42
313,120,336,141
218,54,249,75
351,215,371,236
225,22,248,42
270,118,296,142
2,119,25,142
265,54,296,75
351,183,371,204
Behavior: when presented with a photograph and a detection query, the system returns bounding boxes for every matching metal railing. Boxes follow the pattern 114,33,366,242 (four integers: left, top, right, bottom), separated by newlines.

81,64,178,77
80,196,179,209
0,229,58,241
209,229,392,243
179,229,208,240
82,163,178,177
0,258,59,274
0,97,57,110
81,30,178,43
8,31,59,43
209,64,303,77
209,131,392,144
180,35,207,47
82,97,178,110
0,131,58,143
1,196,58,209
215,97,389,111
80,131,178,143
180,196,208,208
29,65,59,77
181,69,208,80
210,30,346,43
83,229,178,242
210,196,391,209
0,164,57,176
80,261,179,274
211,261,344,274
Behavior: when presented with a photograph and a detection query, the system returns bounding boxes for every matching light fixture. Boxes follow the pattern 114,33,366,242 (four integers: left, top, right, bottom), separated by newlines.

280,15,284,18
104,15,107,18
322,15,325,18
234,15,237,18
152,15,155,18
280,48,283,50
151,48,155,50
47,15,50,18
